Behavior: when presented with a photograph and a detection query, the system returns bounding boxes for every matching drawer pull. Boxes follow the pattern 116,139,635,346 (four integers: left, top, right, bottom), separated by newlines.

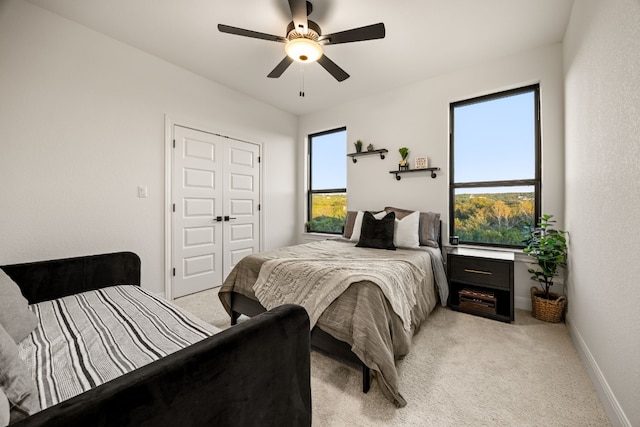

464,268,492,275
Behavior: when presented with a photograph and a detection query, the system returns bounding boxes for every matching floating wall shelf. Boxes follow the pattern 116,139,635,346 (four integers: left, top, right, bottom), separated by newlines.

347,149,388,163
389,167,441,180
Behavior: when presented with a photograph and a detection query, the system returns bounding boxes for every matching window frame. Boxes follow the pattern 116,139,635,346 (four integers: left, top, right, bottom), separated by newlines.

449,84,541,248
307,126,347,234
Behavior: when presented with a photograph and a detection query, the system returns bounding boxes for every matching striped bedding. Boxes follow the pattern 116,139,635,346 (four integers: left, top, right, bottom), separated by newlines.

16,285,218,410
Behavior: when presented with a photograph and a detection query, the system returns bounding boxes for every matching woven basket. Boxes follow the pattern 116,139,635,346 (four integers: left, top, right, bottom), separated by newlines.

530,287,566,323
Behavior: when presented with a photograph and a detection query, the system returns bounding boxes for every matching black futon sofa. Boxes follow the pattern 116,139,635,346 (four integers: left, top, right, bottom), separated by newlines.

1,252,311,427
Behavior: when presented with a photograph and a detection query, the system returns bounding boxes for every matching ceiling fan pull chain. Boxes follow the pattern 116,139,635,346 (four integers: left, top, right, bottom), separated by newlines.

299,63,305,97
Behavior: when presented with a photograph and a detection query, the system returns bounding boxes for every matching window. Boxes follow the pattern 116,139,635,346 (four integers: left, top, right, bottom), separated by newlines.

308,127,347,234
450,85,540,247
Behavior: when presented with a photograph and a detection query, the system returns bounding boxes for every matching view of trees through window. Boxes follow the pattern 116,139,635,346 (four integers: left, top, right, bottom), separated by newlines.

309,194,346,233
451,85,540,247
308,128,347,234
454,188,535,246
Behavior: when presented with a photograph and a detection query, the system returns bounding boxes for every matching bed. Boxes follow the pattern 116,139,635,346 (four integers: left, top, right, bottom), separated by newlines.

1,252,311,427
218,207,448,407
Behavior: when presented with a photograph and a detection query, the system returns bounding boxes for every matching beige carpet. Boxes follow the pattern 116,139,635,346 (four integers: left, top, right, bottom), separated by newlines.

174,288,611,427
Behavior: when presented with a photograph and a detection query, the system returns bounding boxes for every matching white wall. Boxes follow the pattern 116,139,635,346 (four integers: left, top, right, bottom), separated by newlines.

563,1,640,425
0,0,298,295
298,43,566,310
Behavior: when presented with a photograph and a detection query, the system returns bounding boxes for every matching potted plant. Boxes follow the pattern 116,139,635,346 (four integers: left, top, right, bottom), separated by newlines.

354,140,363,153
522,214,568,322
398,147,409,167
367,143,374,151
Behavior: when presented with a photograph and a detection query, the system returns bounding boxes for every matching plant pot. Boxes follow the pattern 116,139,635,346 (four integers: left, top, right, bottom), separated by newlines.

530,286,566,323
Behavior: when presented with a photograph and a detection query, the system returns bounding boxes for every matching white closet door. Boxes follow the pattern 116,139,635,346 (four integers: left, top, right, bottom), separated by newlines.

172,125,260,298
172,126,223,298
222,138,260,280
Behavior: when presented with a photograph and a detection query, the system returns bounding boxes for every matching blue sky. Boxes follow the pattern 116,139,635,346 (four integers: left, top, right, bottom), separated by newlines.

454,91,535,184
311,130,347,189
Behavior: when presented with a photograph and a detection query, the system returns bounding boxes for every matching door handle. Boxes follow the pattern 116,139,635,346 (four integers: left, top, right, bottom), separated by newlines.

224,216,237,221
214,216,223,222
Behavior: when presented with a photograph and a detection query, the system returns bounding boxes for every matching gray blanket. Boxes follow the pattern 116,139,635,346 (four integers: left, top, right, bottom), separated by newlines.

219,239,447,407
253,255,424,331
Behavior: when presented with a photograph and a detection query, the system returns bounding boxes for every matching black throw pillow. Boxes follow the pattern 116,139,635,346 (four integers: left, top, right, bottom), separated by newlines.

356,211,396,250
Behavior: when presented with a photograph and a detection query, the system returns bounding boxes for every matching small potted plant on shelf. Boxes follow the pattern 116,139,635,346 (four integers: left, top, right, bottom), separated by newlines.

522,214,568,322
354,140,363,153
367,143,374,151
398,147,409,170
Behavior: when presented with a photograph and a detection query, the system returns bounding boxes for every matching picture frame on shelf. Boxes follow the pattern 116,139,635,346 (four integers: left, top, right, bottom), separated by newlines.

414,156,428,169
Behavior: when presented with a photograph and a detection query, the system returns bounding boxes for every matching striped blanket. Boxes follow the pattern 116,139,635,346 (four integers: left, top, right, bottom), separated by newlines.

17,285,217,410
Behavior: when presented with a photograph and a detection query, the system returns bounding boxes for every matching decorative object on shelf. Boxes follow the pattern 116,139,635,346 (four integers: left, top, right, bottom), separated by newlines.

389,167,440,180
449,235,459,245
398,147,409,168
347,148,387,163
367,143,374,151
414,156,428,169
354,140,363,153
522,214,568,323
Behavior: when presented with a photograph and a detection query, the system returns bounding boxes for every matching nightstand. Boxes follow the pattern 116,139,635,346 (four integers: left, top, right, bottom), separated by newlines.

447,248,514,322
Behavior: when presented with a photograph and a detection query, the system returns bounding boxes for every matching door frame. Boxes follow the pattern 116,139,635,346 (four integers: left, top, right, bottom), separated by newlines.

164,115,264,301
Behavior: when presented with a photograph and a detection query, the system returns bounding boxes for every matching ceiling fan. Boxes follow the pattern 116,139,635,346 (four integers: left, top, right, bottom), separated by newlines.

218,0,385,82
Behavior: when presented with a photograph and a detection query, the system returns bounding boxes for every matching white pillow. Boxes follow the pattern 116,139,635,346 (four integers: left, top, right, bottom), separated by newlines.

394,211,420,248
350,211,386,242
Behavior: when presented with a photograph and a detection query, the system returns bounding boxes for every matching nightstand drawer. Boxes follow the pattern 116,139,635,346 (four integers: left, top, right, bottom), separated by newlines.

448,255,511,289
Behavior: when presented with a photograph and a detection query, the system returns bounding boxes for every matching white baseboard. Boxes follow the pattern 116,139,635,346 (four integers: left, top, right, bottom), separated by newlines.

567,314,631,427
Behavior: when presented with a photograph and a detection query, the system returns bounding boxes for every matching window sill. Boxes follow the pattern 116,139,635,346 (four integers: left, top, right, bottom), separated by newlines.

300,232,339,242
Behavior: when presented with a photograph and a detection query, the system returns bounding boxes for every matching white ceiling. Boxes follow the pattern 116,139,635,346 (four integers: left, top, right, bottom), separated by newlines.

25,0,574,116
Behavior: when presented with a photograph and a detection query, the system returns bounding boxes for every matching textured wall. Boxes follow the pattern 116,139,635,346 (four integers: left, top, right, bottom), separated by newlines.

564,0,640,425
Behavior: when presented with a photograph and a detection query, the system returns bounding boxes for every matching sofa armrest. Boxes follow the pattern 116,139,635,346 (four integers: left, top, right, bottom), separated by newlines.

12,304,311,427
1,252,141,304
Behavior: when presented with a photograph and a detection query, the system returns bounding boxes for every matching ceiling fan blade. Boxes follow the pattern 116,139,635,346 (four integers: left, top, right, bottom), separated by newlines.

288,0,309,34
317,55,349,82
319,23,386,45
218,24,287,43
267,56,294,78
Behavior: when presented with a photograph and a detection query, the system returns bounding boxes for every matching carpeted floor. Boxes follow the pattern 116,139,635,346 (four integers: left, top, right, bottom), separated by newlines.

174,287,611,427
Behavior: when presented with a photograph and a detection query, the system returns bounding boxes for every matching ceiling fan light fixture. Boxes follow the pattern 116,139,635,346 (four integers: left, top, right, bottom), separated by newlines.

285,37,323,63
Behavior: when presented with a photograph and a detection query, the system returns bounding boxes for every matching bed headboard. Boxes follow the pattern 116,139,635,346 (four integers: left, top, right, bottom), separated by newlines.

1,252,141,304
